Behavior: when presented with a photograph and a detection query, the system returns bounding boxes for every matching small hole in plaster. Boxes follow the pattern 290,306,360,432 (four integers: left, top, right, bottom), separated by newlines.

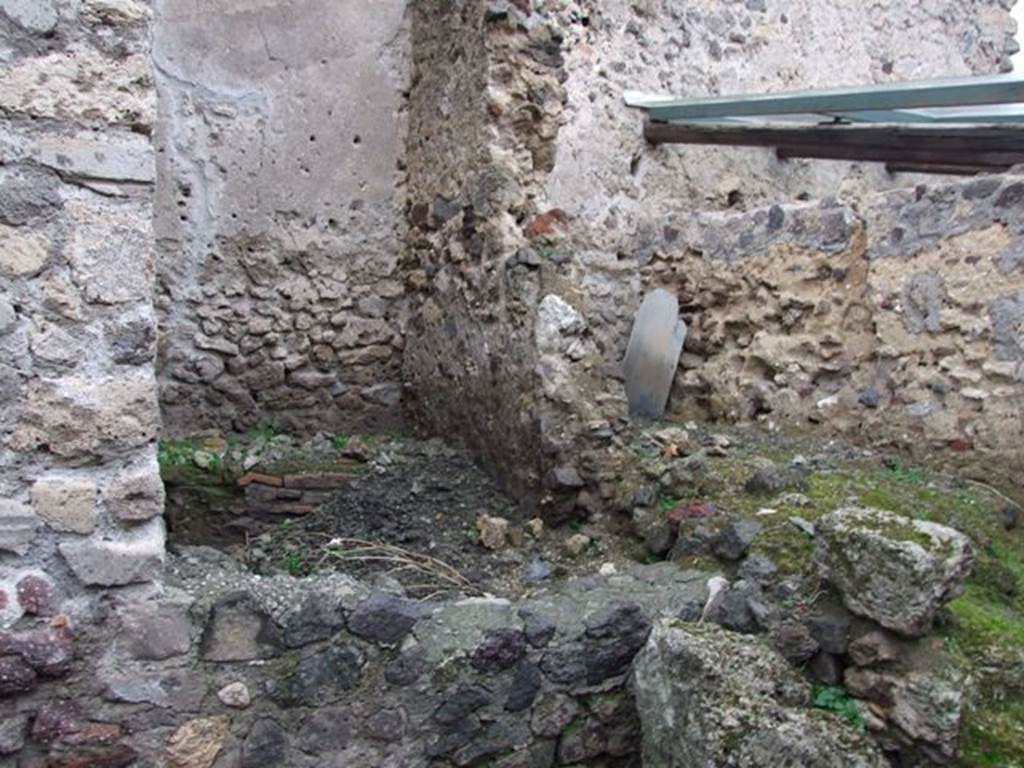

353,135,362,146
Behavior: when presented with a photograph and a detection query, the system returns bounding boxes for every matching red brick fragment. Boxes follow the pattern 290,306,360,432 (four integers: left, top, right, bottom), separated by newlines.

237,473,284,488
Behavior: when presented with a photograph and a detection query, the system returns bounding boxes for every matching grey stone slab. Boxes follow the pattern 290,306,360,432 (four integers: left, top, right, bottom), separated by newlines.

59,518,166,586
623,289,687,419
0,0,57,33
0,500,39,556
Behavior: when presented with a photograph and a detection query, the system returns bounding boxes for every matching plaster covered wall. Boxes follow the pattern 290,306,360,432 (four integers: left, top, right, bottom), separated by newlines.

154,0,409,435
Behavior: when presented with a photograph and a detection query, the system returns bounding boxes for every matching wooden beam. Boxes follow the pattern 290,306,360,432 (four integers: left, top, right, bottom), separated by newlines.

644,121,1024,151
643,122,1024,167
625,74,1024,122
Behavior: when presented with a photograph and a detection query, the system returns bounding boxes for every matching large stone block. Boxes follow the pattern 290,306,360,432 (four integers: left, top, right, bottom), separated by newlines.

0,500,38,556
11,372,160,460
633,620,887,768
67,199,154,305
104,456,165,522
0,224,50,277
0,45,154,128
28,133,155,184
59,518,166,586
0,0,57,33
31,476,98,534
814,507,974,637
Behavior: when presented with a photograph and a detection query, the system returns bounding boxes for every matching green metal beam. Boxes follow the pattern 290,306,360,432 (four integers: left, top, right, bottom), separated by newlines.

623,74,1024,122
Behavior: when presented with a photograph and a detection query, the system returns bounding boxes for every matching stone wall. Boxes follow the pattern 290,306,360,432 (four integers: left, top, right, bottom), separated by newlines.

632,176,1024,485
402,0,569,511
401,0,1020,512
0,0,165,706
1,547,709,767
154,0,409,436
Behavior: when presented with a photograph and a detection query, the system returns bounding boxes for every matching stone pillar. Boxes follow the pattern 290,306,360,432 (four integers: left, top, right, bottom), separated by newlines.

0,0,164,616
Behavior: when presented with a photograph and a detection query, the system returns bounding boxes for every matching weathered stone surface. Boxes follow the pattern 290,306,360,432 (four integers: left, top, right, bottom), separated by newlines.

217,681,251,709
0,654,36,695
849,628,904,667
0,225,50,277
31,476,98,534
82,0,149,26
0,712,28,755
280,588,347,648
0,0,58,32
347,592,419,646
633,620,888,767
477,514,510,550
814,506,974,637
845,640,967,763
298,706,351,755
59,518,166,586
0,500,38,555
15,572,56,616
0,46,155,128
623,289,687,419
241,718,289,768
67,199,154,305
102,665,204,710
471,628,527,673
122,595,193,660
0,625,73,676
271,642,364,707
13,372,160,459
166,716,230,768
712,518,763,560
0,581,23,628
200,592,282,662
105,458,165,522
0,297,16,335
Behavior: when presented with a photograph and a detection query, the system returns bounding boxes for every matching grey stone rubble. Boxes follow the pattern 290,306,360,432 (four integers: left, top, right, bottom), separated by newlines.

814,506,974,637
633,620,889,768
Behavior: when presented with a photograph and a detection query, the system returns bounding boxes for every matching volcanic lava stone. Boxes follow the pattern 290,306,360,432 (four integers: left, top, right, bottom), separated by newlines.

518,608,557,648
347,592,419,645
241,718,288,768
506,661,542,712
539,642,587,684
471,628,527,672
583,603,651,685
433,685,492,725
713,519,764,560
0,655,35,695
298,707,351,755
273,643,363,708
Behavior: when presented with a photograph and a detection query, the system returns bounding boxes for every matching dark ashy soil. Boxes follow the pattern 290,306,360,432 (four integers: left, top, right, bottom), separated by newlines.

246,441,532,594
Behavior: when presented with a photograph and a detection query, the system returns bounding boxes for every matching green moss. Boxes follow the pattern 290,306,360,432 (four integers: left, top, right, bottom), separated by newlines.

948,588,1024,652
963,699,1024,768
747,520,815,576
662,436,1023,767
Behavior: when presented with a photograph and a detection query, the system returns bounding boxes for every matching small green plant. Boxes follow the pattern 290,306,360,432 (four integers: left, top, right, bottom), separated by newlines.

284,553,304,577
333,434,351,451
658,496,680,513
885,461,927,487
814,685,866,732
158,439,196,473
535,245,560,262
251,420,282,444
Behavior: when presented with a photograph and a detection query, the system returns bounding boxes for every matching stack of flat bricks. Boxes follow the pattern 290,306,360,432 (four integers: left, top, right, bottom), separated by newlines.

237,472,358,517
